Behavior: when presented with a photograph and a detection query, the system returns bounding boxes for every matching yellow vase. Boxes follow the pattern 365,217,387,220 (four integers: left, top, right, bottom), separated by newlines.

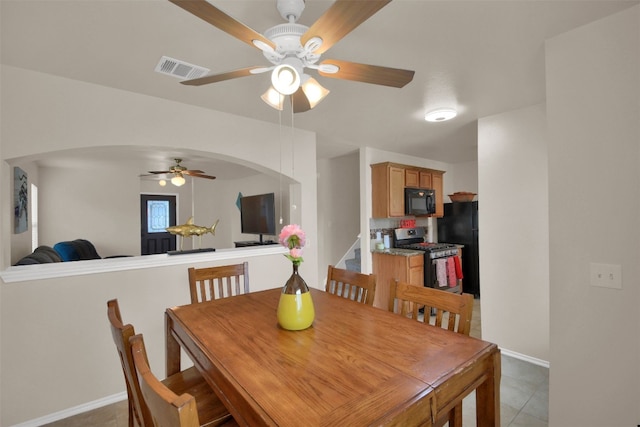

277,263,315,331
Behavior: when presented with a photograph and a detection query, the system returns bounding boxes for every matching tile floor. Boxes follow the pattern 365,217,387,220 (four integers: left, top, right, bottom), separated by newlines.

44,299,548,427
465,299,549,427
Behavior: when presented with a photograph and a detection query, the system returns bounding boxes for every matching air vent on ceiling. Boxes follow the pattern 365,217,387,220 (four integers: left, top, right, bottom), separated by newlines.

155,56,210,80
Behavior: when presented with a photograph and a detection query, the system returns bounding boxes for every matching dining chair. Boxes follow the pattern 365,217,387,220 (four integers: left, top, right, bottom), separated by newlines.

325,265,377,306
129,333,238,427
107,299,233,427
188,262,250,304
388,280,474,334
388,281,474,427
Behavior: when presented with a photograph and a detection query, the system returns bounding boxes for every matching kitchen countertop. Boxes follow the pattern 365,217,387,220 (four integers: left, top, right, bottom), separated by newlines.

370,248,424,256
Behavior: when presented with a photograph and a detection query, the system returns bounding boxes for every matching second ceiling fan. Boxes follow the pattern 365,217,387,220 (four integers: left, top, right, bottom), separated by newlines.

145,158,216,186
167,0,415,112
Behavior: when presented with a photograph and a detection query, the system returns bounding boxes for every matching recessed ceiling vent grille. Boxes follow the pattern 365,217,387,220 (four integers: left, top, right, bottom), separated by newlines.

155,56,210,80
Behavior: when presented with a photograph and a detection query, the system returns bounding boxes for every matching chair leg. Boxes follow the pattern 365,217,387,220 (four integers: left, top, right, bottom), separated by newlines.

450,403,463,427
433,403,462,427
127,403,134,427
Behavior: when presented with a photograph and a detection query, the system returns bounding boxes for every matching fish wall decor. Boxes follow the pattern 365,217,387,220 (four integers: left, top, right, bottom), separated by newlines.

166,216,219,250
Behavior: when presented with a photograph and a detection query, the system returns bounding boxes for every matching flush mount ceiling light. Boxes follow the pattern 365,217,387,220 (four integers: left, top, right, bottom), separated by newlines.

425,109,458,122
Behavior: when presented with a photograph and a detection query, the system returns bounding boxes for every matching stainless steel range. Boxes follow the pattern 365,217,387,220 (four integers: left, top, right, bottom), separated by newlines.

393,227,462,293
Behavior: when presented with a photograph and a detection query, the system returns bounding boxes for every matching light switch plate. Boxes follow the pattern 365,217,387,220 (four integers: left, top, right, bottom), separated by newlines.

590,263,622,289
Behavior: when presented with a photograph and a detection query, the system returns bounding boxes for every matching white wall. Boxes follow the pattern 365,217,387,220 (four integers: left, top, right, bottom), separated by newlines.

317,152,361,277
0,66,320,425
2,66,317,266
38,163,140,258
448,160,479,195
1,251,291,426
546,6,640,426
478,104,549,363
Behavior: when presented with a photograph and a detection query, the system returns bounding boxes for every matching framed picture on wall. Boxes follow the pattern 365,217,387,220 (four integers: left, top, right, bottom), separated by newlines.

14,167,28,234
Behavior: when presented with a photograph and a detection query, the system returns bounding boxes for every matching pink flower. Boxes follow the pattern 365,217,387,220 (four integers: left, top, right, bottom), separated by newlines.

279,224,306,249
289,248,304,259
279,224,306,265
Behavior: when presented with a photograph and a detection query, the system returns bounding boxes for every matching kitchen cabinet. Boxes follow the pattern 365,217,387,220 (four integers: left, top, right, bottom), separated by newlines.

371,162,445,218
372,163,405,218
406,169,434,190
372,252,423,309
405,169,419,187
406,169,434,191
419,171,432,189
432,171,444,218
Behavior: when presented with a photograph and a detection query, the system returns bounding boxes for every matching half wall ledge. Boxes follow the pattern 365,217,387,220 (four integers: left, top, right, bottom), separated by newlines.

0,246,286,284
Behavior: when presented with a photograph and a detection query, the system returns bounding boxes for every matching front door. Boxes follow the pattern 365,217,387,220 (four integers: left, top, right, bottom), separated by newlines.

140,194,177,255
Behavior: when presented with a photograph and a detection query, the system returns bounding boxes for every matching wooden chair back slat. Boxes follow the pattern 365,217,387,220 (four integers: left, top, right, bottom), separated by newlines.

325,265,377,306
188,262,250,303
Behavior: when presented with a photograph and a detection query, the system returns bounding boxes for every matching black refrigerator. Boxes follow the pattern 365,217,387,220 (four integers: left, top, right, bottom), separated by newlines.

437,201,480,297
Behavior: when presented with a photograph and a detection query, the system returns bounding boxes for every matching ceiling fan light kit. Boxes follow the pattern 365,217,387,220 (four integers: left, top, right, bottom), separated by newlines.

171,174,186,187
300,76,330,108
425,108,458,122
271,63,301,95
261,86,285,110
167,0,415,113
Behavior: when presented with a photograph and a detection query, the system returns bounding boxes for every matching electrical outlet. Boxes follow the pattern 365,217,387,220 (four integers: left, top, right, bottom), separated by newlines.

590,263,622,289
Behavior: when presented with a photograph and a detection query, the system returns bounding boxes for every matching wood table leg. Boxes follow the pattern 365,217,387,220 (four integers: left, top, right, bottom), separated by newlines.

165,311,181,377
476,349,501,427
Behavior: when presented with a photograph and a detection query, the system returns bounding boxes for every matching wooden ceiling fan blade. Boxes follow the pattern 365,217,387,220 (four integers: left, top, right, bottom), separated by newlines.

183,169,205,174
318,59,415,88
300,0,391,55
291,87,311,113
168,0,275,51
185,172,217,180
147,170,171,174
180,66,264,86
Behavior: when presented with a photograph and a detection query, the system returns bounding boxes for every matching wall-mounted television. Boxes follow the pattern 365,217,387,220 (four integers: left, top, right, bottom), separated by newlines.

240,192,276,243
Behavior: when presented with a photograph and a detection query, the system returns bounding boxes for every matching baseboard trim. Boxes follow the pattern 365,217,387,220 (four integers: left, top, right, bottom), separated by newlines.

10,392,126,427
500,347,550,368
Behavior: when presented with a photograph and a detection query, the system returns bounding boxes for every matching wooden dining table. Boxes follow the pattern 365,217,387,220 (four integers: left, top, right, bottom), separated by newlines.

165,287,500,427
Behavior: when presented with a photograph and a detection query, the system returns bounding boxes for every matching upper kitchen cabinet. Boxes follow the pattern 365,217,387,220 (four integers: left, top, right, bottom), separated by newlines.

405,169,419,188
432,171,444,217
406,168,434,190
371,162,445,218
372,163,405,217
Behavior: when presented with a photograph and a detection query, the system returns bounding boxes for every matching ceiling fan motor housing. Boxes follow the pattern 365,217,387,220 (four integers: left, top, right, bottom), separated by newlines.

264,23,319,66
170,158,186,173
276,0,305,22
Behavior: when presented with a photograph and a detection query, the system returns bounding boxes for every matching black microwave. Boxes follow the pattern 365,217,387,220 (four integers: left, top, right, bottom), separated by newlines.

405,188,436,216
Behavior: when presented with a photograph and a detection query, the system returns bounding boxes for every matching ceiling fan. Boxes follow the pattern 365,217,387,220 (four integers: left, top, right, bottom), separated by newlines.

167,0,415,112
144,158,216,186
